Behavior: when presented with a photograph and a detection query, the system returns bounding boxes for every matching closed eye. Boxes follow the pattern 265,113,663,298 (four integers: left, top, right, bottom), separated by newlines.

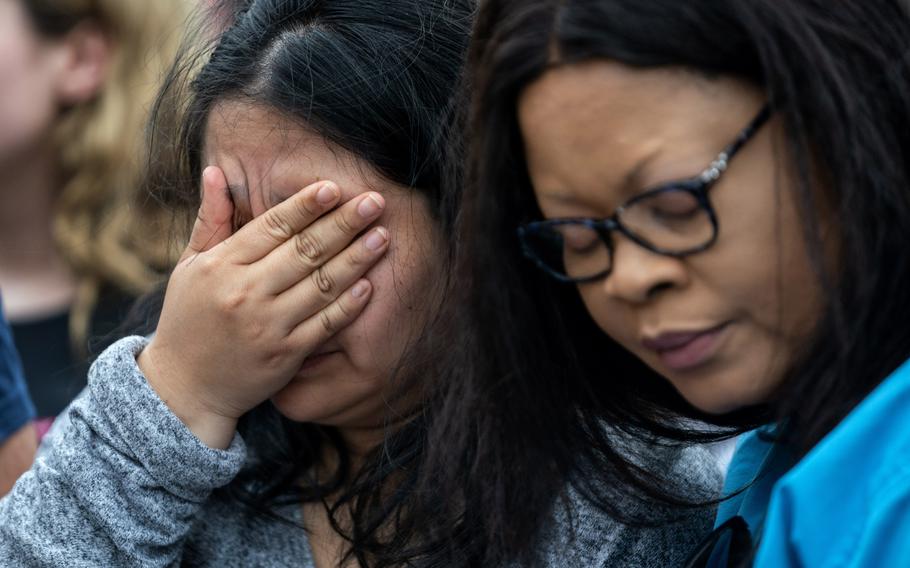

559,225,600,252
645,190,700,220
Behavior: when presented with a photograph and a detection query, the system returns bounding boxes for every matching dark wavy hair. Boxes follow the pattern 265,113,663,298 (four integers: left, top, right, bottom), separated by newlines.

409,0,910,563
137,0,474,566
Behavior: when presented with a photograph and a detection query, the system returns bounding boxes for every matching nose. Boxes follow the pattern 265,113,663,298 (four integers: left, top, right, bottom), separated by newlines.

602,234,689,303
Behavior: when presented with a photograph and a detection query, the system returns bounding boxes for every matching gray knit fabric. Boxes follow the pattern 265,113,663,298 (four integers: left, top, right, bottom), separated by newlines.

0,336,721,567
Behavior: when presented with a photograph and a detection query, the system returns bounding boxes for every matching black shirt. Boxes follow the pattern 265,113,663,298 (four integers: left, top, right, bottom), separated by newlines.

10,286,136,418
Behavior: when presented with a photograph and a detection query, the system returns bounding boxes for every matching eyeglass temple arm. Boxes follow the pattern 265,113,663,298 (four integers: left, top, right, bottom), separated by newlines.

700,103,774,183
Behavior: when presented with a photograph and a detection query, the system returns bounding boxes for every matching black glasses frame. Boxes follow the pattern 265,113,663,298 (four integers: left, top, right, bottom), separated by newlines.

518,104,773,284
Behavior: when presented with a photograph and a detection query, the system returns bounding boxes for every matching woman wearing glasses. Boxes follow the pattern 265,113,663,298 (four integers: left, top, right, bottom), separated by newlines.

415,0,910,566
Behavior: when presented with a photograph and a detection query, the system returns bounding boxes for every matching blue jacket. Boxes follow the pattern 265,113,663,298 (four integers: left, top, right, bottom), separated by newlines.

0,297,35,445
717,356,910,567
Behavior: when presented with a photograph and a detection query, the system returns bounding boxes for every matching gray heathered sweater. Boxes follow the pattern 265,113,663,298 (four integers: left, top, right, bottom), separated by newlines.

0,336,721,567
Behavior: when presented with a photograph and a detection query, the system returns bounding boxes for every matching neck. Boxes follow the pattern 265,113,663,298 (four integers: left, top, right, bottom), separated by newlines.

302,428,388,568
339,427,386,471
0,147,76,321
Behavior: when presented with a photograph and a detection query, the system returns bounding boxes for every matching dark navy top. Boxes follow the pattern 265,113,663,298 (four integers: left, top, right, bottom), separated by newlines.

0,296,35,445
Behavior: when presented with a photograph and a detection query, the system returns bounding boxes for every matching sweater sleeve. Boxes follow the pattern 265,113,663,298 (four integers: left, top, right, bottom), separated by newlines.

0,336,247,567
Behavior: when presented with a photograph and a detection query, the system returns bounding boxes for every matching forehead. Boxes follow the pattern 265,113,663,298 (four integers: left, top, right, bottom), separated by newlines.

519,60,688,139
518,62,682,168
203,99,399,212
517,61,762,209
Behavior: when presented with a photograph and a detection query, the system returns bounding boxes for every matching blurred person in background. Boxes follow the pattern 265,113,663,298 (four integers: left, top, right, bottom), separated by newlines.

0,0,188,434
0,295,36,496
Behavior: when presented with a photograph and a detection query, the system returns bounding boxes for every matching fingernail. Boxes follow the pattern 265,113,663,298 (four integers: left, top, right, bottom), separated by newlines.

365,227,389,251
352,280,371,298
316,182,339,204
202,166,215,184
357,193,384,218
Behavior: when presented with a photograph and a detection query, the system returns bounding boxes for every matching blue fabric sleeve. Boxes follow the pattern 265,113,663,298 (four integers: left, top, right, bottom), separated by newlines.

755,466,910,567
754,357,910,567
0,297,35,445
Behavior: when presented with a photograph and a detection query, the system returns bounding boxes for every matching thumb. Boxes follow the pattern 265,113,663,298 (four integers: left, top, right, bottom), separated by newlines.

182,166,234,262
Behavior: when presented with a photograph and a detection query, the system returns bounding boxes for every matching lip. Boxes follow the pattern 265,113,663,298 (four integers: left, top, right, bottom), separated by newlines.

641,322,730,372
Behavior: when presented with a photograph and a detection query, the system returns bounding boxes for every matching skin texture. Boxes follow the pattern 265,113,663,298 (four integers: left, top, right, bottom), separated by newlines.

0,423,37,496
518,60,826,414
0,0,108,164
139,168,388,450
0,0,59,165
203,101,440,451
140,99,439,454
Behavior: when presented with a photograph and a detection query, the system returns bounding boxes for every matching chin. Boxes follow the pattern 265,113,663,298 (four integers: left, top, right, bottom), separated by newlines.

268,377,382,428
269,381,334,423
683,392,747,416
673,372,773,416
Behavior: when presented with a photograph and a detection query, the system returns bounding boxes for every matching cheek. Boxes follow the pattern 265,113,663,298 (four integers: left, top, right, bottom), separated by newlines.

338,236,438,370
0,35,57,161
704,182,824,340
0,2,57,153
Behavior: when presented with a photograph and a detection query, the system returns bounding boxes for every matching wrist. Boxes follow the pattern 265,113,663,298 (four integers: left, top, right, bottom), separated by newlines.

137,344,238,450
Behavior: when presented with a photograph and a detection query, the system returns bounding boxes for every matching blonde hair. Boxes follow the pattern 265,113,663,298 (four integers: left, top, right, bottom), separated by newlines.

24,0,190,348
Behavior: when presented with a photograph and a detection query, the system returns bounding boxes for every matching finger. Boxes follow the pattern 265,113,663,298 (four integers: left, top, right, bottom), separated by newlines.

255,192,386,295
227,180,341,264
274,226,389,326
181,166,234,263
287,279,373,348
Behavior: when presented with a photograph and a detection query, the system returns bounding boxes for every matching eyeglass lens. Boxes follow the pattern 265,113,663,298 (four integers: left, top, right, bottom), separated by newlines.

526,186,714,280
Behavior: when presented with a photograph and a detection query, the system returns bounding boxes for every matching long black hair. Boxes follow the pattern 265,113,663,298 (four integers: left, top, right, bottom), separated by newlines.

411,0,910,563
139,1,474,566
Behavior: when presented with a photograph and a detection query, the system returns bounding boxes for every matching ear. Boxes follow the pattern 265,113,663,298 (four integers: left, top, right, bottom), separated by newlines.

53,21,111,106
